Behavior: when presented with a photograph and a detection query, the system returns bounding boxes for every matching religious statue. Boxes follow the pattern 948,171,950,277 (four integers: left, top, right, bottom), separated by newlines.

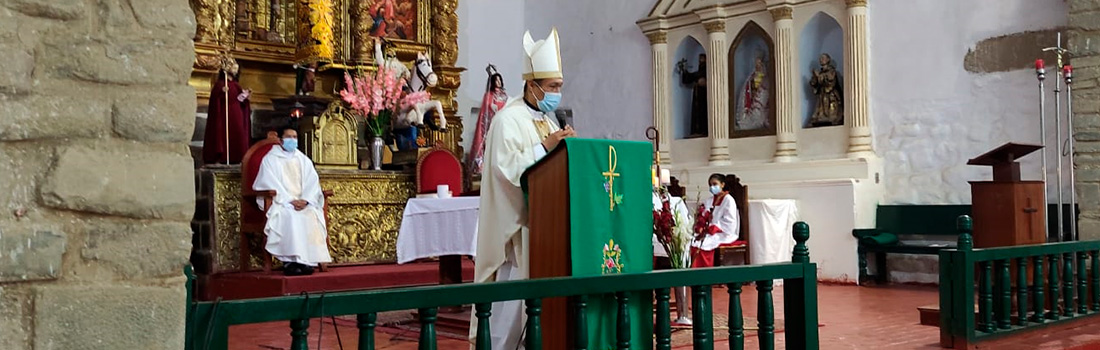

676,54,707,137
293,61,317,95
203,53,253,165
809,53,844,127
735,53,770,131
466,64,509,180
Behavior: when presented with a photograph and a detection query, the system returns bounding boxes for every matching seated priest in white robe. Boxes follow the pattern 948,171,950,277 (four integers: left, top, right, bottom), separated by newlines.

253,127,332,276
468,28,576,350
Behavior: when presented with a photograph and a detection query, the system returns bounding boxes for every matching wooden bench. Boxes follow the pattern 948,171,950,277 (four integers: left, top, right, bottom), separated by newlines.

855,204,1078,285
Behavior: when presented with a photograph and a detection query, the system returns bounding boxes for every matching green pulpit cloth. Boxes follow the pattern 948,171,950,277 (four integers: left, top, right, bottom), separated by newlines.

523,138,654,350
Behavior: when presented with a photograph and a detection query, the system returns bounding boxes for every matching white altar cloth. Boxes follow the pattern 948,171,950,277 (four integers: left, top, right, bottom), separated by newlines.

396,196,480,264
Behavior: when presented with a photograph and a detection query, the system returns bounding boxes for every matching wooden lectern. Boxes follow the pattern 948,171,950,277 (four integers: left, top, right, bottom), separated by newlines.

967,142,1046,248
522,138,654,350
524,144,573,350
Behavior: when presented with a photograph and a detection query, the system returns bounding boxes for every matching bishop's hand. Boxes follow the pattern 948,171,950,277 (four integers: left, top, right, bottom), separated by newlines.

541,126,576,151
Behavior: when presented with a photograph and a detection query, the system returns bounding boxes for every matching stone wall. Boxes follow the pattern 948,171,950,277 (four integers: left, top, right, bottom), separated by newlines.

1071,0,1100,240
0,0,196,349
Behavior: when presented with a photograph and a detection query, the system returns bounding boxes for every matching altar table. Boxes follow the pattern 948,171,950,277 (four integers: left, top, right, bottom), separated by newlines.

396,196,481,264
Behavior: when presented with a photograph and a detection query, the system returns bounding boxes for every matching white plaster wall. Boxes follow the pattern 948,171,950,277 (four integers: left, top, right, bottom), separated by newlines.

871,0,1070,204
455,0,526,152
524,0,654,141
751,180,863,283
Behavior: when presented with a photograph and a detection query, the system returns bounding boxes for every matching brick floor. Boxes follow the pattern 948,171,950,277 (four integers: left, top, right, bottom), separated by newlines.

221,284,1100,350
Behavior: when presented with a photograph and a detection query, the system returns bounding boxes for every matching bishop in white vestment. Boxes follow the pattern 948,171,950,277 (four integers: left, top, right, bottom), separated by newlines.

253,128,332,275
469,28,576,350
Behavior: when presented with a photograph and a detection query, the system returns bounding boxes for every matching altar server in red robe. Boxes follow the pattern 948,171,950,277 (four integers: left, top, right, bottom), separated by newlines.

691,173,740,267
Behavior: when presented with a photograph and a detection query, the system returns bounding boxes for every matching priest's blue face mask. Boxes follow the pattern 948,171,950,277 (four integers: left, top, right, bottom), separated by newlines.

533,82,562,113
282,138,298,152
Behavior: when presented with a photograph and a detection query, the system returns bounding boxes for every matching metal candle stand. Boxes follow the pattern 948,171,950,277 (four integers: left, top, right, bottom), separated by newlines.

1037,32,1078,242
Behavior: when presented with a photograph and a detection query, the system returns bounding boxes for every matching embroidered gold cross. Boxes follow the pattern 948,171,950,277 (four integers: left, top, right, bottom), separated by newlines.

602,145,620,211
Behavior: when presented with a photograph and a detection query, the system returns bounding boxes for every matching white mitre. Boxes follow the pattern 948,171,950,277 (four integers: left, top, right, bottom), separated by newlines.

522,28,563,80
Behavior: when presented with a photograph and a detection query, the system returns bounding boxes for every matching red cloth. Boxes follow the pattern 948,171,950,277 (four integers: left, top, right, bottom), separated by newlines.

203,76,252,165
691,247,715,268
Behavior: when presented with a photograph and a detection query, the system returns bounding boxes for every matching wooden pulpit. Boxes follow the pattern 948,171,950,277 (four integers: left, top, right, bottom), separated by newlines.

967,142,1046,248
522,138,654,350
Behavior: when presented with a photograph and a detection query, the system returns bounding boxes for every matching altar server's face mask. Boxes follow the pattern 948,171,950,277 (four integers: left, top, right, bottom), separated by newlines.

531,80,563,113
710,185,722,195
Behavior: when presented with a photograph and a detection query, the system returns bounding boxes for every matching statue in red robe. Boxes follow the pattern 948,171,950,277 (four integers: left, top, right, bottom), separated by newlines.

203,56,253,165
465,65,508,182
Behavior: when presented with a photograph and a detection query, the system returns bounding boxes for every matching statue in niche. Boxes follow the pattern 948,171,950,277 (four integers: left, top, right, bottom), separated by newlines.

676,54,708,138
293,61,317,95
735,52,770,130
809,53,844,127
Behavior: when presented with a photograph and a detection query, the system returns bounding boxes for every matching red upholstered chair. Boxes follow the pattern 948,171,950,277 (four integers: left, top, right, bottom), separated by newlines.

716,174,750,266
239,131,332,273
416,142,463,195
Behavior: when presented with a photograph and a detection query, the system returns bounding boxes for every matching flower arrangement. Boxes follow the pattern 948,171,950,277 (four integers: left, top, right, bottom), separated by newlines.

653,186,694,269
339,66,406,137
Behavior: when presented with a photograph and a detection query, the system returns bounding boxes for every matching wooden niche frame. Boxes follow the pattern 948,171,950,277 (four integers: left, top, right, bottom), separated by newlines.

727,20,777,138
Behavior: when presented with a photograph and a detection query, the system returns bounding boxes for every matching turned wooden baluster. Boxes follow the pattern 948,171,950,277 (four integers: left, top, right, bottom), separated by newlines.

655,289,671,350
978,261,994,332
290,319,309,350
1092,251,1100,311
616,292,631,350
1015,258,1028,326
997,260,1011,329
1049,254,1061,320
1064,252,1075,317
474,303,492,350
357,313,377,350
757,280,776,350
525,299,542,350
1032,255,1046,323
1078,251,1089,314
728,283,745,350
691,285,713,350
419,307,438,350
574,295,589,350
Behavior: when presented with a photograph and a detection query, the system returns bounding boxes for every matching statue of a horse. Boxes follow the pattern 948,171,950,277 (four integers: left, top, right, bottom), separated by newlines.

397,52,447,131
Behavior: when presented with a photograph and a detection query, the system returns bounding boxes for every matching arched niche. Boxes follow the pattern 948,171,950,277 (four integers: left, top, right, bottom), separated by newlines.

671,36,708,140
800,12,844,128
728,21,776,138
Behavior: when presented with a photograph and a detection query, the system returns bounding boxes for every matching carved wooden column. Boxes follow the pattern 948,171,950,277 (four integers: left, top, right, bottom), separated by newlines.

770,6,798,162
647,31,673,165
845,0,874,158
705,21,731,165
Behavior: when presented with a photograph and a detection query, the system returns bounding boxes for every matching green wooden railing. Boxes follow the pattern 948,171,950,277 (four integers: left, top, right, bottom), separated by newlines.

186,222,819,350
939,215,1100,349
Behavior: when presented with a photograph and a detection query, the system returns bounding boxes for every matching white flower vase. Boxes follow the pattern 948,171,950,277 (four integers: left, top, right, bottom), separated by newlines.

370,136,384,170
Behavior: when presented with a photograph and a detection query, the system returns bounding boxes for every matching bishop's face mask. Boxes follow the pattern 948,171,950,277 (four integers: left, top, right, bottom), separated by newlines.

282,138,298,152
533,83,562,113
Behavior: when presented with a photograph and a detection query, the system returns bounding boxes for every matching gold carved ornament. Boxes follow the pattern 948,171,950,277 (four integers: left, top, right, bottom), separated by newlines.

296,0,336,63
646,32,668,45
769,7,793,21
211,171,416,271
846,0,868,8
703,21,726,33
